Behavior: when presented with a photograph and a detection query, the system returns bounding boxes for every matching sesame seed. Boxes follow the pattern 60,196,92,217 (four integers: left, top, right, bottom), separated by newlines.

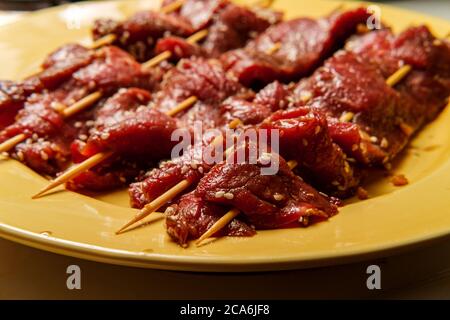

86,120,95,127
165,206,176,215
299,91,312,103
332,180,339,186
74,121,82,128
100,132,110,140
370,136,378,143
32,133,38,140
352,144,359,151
198,166,204,174
119,176,126,183
315,126,321,135
344,161,351,174
190,162,198,170
224,192,234,200
181,165,189,174
380,137,389,148
215,191,225,198
79,134,88,141
273,193,284,201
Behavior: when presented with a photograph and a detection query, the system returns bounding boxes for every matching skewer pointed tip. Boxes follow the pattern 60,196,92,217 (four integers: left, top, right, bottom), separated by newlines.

31,186,52,199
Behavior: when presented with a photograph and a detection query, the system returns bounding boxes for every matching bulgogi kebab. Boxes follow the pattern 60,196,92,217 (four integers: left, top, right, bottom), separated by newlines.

33,4,356,195
93,0,282,62
40,5,373,226
0,45,162,176
64,57,251,192
136,24,450,246
116,6,376,231
221,6,373,87
0,0,186,131
0,0,279,147
4,0,282,182
0,44,94,131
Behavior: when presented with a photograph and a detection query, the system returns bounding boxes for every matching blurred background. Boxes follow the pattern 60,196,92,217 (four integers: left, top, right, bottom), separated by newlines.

0,0,448,20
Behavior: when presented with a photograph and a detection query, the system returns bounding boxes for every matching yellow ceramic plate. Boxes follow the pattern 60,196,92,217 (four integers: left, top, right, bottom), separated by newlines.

0,0,450,272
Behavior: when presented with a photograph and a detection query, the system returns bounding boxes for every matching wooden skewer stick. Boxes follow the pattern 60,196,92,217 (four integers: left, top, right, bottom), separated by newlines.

67,28,209,117
115,119,243,235
31,94,199,199
194,60,426,245
0,133,27,153
90,34,118,50
196,160,298,246
89,0,185,49
0,92,104,154
0,29,209,155
32,151,114,199
143,29,210,69
386,65,412,87
115,42,282,234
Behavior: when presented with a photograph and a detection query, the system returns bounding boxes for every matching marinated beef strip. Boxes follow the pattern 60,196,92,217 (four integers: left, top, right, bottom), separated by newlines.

292,26,450,166
221,7,372,87
259,107,360,197
0,44,94,130
92,10,194,62
129,57,252,207
165,150,338,245
162,0,228,31
66,88,178,192
0,46,160,176
348,26,450,141
152,57,250,129
166,192,256,247
94,0,281,63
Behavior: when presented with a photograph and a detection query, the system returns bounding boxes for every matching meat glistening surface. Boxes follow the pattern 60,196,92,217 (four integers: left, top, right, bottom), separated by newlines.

93,0,282,62
293,26,450,166
221,7,371,87
0,46,161,176
0,44,94,130
166,150,338,245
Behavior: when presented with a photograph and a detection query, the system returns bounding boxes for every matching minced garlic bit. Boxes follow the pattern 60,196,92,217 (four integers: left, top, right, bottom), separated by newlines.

224,192,234,200
40,151,49,161
356,187,369,200
339,111,354,123
391,174,409,187
380,137,389,149
214,191,225,198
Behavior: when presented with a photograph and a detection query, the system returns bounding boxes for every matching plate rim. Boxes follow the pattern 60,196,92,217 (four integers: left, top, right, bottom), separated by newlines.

0,0,450,272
